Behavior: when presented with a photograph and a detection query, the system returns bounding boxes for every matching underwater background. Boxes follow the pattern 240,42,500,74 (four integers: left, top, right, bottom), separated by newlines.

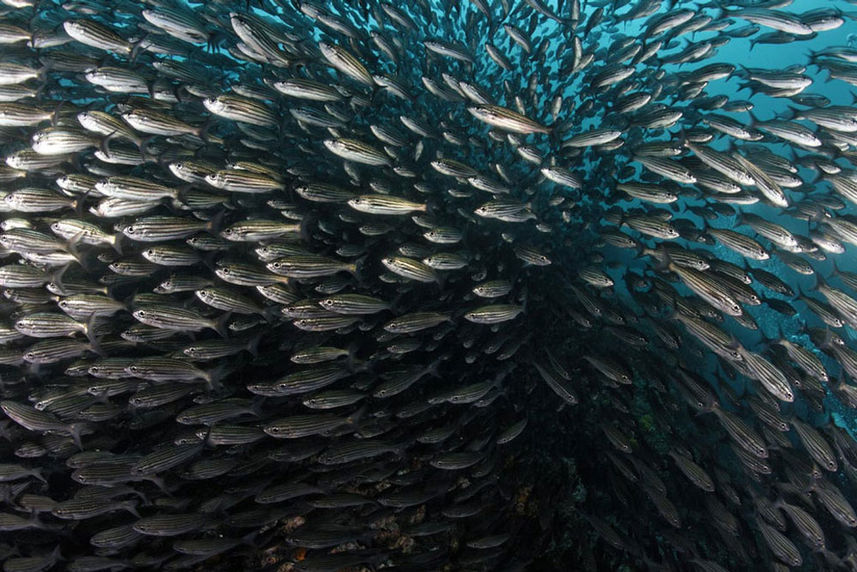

3,0,857,570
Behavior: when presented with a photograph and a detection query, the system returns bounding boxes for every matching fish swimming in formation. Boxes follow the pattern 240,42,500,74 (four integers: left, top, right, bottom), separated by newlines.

2,0,857,570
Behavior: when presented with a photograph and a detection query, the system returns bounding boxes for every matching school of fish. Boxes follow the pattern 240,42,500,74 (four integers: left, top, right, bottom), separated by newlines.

3,0,857,569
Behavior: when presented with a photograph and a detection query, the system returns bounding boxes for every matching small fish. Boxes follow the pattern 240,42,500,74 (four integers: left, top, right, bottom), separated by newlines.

468,104,551,134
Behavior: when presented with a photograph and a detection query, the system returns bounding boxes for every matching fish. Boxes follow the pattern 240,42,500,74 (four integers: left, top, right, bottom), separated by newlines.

467,104,552,134
0,1,857,570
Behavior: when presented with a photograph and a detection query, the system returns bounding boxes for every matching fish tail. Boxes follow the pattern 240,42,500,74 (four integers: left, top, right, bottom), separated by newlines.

212,311,231,339
83,313,104,357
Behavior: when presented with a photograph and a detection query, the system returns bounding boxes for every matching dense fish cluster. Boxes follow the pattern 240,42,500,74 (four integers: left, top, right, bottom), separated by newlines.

3,0,857,569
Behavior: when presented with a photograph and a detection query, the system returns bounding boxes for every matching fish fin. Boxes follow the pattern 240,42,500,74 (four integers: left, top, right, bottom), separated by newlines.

548,125,561,150
426,355,447,378
68,422,88,450
435,270,447,290
204,208,226,235
22,466,46,485
197,117,214,142
174,184,192,206
50,100,65,127
777,321,787,343
778,106,798,121
240,531,258,548
248,395,265,418
298,212,315,244
832,371,846,390
199,251,219,275
346,404,368,428
83,313,103,356
345,340,360,371
205,362,231,391
129,34,147,63
32,80,48,104
832,259,842,278
747,109,760,127
205,31,222,54
35,62,49,87
68,152,85,178
97,130,117,160
110,233,124,256
212,311,231,339
350,254,367,279
138,135,157,155
260,305,278,325
49,262,72,295
64,232,96,274
367,84,381,106
74,185,92,217
651,253,671,274
123,500,140,519
200,425,216,447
